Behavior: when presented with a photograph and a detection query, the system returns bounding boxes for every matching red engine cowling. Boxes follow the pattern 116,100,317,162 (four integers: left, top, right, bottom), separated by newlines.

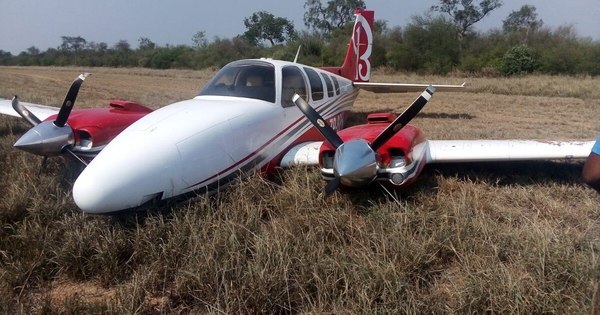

42,100,153,156
320,112,425,168
318,112,428,188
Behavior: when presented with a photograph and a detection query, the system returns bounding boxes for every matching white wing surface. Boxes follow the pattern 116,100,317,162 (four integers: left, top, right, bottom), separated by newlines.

354,82,465,93
0,98,59,121
426,140,594,163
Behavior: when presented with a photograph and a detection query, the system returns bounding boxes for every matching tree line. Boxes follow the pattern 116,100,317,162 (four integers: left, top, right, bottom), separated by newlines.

1,0,599,76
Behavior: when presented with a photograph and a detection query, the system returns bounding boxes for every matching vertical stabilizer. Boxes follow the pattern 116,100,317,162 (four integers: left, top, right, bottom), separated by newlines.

322,9,374,82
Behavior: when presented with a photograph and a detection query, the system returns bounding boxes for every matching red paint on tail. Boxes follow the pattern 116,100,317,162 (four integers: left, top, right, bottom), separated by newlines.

322,9,374,82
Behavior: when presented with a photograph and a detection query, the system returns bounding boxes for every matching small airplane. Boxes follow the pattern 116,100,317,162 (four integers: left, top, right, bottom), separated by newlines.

0,9,594,214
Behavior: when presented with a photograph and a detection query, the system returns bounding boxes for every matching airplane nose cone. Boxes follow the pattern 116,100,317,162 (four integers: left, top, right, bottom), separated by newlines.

72,130,181,214
14,121,74,156
72,173,111,214
14,128,44,152
334,139,377,187
72,166,164,214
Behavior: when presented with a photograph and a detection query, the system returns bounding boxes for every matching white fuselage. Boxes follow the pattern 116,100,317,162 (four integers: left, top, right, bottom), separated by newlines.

73,59,356,213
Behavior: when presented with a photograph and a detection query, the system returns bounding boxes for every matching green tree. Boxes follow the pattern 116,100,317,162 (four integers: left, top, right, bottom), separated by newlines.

59,36,87,65
112,40,132,66
26,46,40,55
303,0,366,37
86,42,109,52
535,26,584,74
59,36,87,52
500,45,538,75
113,40,131,52
0,50,13,65
198,37,260,68
387,15,460,73
192,31,208,48
502,5,542,44
278,31,326,66
431,0,502,44
243,11,295,46
138,37,156,50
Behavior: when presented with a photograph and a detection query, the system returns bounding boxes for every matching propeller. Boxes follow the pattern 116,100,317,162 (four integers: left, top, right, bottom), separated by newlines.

55,73,90,127
11,96,41,126
292,94,343,149
12,73,90,165
292,85,435,194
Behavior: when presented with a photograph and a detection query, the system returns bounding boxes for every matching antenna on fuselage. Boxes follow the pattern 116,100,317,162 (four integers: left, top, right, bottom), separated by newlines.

293,45,302,63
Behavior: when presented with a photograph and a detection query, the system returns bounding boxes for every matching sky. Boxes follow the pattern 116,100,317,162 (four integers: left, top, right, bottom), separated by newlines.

1,0,599,55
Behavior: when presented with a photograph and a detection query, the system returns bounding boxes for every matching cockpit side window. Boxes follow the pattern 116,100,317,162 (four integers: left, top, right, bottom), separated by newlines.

281,66,307,107
199,61,275,103
303,67,324,101
321,72,334,97
331,75,341,94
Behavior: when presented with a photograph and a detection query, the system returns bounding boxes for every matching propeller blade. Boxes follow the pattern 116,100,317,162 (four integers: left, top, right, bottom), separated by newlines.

369,86,435,151
292,93,344,149
54,73,91,127
11,96,42,126
39,156,48,175
323,176,341,196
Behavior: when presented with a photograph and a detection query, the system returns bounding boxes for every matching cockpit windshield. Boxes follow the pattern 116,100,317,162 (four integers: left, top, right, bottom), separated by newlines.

199,61,275,103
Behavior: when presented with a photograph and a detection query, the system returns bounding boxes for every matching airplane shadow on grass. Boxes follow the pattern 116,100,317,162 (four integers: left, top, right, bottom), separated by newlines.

426,160,584,186
400,160,586,201
345,111,475,128
417,112,475,120
341,160,586,210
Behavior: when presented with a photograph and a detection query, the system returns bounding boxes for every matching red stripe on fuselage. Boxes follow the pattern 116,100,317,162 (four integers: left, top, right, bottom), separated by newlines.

187,112,309,189
187,93,356,190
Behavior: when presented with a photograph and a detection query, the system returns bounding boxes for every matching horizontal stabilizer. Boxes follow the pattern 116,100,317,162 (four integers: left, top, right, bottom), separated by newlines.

355,82,465,93
426,139,594,163
0,98,59,121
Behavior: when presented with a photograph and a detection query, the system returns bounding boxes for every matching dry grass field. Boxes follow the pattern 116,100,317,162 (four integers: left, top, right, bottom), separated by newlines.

0,66,599,313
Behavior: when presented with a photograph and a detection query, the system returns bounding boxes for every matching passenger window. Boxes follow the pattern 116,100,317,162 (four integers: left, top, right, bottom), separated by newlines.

281,66,307,107
321,73,334,97
303,67,324,101
331,75,341,94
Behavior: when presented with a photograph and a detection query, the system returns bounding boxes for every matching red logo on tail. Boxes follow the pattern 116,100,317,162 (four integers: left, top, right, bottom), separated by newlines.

319,9,374,82
352,13,373,81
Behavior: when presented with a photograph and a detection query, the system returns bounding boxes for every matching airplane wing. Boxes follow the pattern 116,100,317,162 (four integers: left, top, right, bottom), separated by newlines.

0,98,59,121
426,140,594,163
278,139,593,167
354,82,465,93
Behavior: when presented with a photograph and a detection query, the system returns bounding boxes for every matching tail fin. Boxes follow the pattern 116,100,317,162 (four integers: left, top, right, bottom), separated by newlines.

322,9,374,82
